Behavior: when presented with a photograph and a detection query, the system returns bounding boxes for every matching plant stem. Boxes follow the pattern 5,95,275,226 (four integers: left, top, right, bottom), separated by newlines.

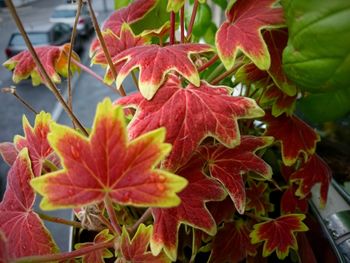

170,11,176,45
127,208,152,234
207,63,225,82
37,212,83,229
70,58,116,92
186,0,199,41
211,62,242,85
5,0,88,136
14,240,114,263
245,212,271,222
86,0,126,97
104,196,122,235
131,71,139,91
67,0,83,125
198,55,219,72
180,6,185,43
1,86,38,114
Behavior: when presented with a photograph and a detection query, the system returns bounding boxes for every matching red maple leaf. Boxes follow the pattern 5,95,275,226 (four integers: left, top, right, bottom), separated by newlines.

90,23,149,66
118,224,170,263
31,98,187,210
246,181,274,216
264,112,320,166
14,112,59,177
260,85,297,117
151,158,226,261
0,142,18,166
263,29,296,96
198,136,273,214
3,44,80,86
102,0,157,35
280,186,309,214
250,214,308,259
290,154,332,207
209,220,257,263
116,75,264,170
109,44,213,99
215,0,284,70
0,149,58,259
75,229,114,263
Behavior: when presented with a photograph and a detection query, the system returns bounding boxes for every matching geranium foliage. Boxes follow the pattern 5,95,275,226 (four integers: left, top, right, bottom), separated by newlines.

31,98,187,209
118,224,170,262
90,23,149,66
75,229,114,263
209,220,257,263
290,154,332,207
198,136,273,214
250,214,308,259
0,0,336,261
264,112,320,166
117,75,264,170
0,149,58,259
3,44,79,85
151,158,226,261
216,0,284,70
109,44,213,99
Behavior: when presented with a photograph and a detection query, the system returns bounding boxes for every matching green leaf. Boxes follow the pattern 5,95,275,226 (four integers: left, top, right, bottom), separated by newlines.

298,88,350,123
114,0,131,9
130,0,169,35
282,0,350,92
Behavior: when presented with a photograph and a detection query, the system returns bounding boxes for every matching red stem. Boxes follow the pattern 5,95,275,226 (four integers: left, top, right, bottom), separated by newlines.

71,58,116,92
198,55,219,72
180,6,185,43
104,196,122,235
170,11,176,45
127,208,152,234
14,240,114,263
187,0,199,41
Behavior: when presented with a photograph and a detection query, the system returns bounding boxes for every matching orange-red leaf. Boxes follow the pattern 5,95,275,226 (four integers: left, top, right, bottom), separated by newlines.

250,214,308,259
118,224,170,263
264,112,320,166
0,149,58,259
245,181,274,216
31,98,187,210
90,23,149,66
116,75,264,171
151,158,226,261
290,154,332,207
215,0,284,70
280,186,308,214
14,112,58,177
0,142,18,166
3,44,80,86
109,44,213,99
209,220,257,263
198,136,273,214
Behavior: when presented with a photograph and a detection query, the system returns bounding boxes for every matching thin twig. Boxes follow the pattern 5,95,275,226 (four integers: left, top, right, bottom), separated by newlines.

211,62,243,85
170,11,176,45
104,196,122,235
5,0,88,136
180,6,185,43
127,208,152,234
70,58,116,92
38,212,83,229
86,0,126,97
67,0,83,126
198,55,219,72
1,86,38,114
15,240,114,263
186,0,199,41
